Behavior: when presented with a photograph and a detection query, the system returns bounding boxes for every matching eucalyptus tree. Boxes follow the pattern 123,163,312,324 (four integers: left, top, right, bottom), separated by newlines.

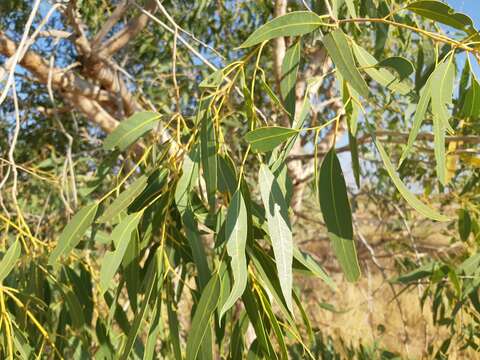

0,0,480,358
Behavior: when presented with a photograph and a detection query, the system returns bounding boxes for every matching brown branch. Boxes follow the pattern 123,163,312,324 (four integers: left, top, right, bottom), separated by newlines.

92,0,131,47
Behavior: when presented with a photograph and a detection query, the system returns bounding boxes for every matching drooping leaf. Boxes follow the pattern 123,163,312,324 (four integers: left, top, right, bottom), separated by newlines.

128,169,169,213
186,274,221,360
323,29,369,98
103,111,161,151
199,69,223,88
352,44,411,95
49,203,98,265
280,40,301,121
458,209,472,242
461,77,480,118
217,155,237,195
431,56,455,184
376,56,415,81
200,113,217,210
239,11,323,48
292,247,336,290
407,1,477,33
175,147,200,215
245,127,298,153
119,257,158,360
399,75,433,166
374,138,450,221
220,191,248,318
99,213,142,294
97,176,148,223
0,239,21,283
259,164,293,312
318,149,360,282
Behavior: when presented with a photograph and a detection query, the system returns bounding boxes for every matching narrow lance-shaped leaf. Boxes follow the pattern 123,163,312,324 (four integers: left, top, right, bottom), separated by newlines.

99,213,142,294
97,175,148,223
323,29,369,98
49,203,98,265
200,113,217,210
0,239,21,283
239,11,323,48
186,274,221,360
175,147,200,215
244,127,298,153
431,56,455,185
120,257,158,360
399,74,433,166
280,40,301,121
220,190,248,319
352,43,411,95
259,164,293,312
462,77,480,118
103,111,161,151
318,149,361,282
375,137,450,221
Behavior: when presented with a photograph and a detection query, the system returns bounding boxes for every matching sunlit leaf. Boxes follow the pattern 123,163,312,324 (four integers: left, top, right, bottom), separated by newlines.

376,56,415,81
103,111,161,151
220,190,248,318
0,239,21,283
281,40,301,121
259,164,293,312
323,29,369,98
99,213,142,294
239,11,323,48
186,274,221,360
375,138,450,221
49,203,98,265
245,127,298,153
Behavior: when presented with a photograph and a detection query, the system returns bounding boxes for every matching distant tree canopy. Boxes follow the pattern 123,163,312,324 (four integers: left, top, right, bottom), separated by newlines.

1,0,480,358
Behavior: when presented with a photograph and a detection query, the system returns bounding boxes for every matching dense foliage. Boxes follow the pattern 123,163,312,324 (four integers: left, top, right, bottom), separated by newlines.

1,0,480,358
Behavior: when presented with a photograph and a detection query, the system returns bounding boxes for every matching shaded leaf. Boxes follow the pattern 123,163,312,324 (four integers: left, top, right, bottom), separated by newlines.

239,11,322,48
245,127,298,153
200,113,217,209
49,203,98,265
259,164,293,312
458,209,472,242
318,149,360,282
199,69,223,88
103,112,161,151
323,29,369,98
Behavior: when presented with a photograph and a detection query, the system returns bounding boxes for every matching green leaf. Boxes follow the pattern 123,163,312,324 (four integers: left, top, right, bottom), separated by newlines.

323,29,369,98
407,1,476,33
49,203,98,265
119,257,157,360
281,40,301,121
374,138,450,221
220,191,248,318
259,164,293,312
239,11,323,48
0,240,21,283
345,0,358,18
352,43,411,95
244,127,298,153
199,69,223,88
458,209,472,242
200,113,217,210
318,149,360,282
293,247,336,290
99,213,142,294
175,147,200,215
129,169,168,213
376,56,415,81
399,75,433,166
186,274,221,360
431,56,455,184
461,77,480,118
97,176,148,223
103,111,161,151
